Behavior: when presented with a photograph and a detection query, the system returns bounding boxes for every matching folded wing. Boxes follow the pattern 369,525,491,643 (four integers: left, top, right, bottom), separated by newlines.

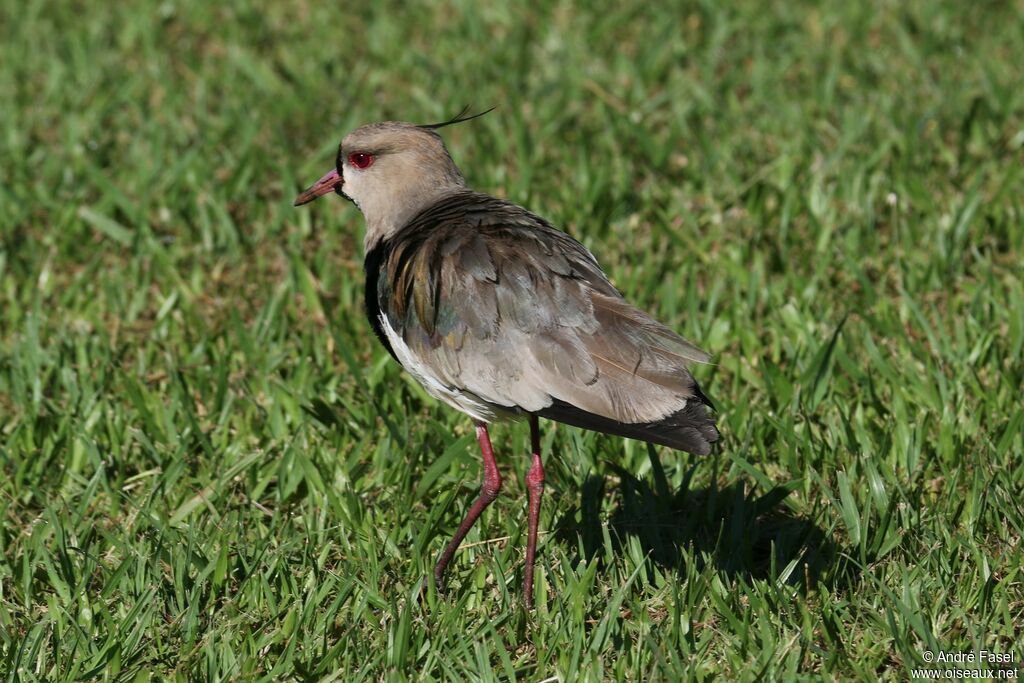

374,192,719,454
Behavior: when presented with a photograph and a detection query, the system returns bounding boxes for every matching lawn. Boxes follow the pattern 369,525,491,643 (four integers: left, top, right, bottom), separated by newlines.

1,0,1022,680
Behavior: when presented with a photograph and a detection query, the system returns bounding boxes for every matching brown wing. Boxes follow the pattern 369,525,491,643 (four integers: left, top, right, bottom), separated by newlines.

373,191,718,454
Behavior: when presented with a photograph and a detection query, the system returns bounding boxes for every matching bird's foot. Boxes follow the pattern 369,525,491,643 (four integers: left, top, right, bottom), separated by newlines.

432,567,449,597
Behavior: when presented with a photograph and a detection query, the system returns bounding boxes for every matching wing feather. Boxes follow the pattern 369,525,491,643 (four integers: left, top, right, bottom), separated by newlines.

374,191,718,452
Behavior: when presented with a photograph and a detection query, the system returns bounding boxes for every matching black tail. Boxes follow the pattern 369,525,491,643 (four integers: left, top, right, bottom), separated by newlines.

536,393,719,455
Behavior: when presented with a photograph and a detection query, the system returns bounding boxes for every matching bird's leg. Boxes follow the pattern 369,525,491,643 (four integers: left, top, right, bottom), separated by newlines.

433,422,502,593
524,414,545,609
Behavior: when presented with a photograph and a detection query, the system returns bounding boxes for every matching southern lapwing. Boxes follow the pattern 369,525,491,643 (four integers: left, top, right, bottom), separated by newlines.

295,111,719,609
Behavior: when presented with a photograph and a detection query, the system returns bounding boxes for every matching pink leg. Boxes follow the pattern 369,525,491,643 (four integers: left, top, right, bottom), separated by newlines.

433,422,502,592
524,415,545,609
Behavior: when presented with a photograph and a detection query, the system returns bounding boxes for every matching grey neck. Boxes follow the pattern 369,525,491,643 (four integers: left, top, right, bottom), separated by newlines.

360,183,467,252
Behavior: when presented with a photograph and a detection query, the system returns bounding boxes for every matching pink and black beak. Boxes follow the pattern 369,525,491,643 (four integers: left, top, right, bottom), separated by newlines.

293,168,343,206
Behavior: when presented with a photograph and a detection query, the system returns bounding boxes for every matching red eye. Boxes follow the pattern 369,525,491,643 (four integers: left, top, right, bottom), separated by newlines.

347,152,374,169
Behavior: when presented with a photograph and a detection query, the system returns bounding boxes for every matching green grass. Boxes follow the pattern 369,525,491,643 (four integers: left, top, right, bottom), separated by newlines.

2,0,1023,679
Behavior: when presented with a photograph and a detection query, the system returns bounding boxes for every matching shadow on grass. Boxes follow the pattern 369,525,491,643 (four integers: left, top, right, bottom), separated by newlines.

554,447,855,592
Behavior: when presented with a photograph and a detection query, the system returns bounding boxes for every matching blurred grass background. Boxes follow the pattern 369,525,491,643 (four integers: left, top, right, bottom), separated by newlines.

1,0,1022,679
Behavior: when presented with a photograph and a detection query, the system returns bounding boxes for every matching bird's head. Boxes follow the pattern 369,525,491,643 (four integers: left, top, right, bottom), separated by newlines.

295,109,492,248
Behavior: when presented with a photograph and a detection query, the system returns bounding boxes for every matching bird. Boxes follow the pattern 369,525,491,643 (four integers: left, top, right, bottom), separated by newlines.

294,109,719,609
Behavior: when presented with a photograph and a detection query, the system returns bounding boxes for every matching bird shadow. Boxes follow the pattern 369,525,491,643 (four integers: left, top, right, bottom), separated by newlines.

553,446,855,592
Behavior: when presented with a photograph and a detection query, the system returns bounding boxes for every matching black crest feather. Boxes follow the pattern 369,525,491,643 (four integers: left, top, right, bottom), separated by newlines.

419,106,495,130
